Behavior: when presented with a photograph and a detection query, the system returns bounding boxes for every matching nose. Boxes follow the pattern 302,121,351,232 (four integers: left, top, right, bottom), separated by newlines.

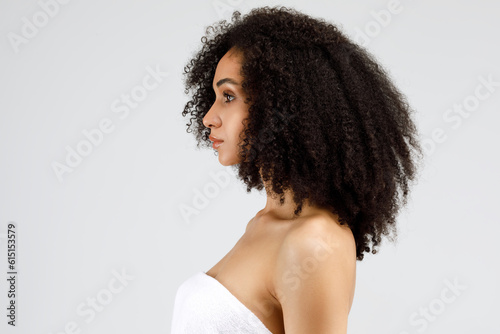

203,105,220,129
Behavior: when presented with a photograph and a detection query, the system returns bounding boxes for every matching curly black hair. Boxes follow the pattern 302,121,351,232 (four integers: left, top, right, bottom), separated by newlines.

181,6,424,261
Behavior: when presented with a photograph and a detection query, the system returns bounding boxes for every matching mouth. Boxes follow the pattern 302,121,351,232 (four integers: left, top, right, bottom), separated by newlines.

209,135,224,149
212,141,224,149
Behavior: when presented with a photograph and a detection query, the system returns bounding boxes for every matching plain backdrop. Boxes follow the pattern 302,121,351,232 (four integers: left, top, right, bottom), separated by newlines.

1,0,499,333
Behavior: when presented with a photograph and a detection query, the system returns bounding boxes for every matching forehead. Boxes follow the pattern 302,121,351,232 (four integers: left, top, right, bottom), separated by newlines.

213,48,243,83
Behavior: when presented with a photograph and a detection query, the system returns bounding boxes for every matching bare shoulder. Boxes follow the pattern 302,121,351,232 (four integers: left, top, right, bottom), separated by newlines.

281,213,356,261
272,213,357,333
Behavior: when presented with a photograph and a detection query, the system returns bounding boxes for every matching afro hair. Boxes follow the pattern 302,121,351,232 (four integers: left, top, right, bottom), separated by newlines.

181,5,424,261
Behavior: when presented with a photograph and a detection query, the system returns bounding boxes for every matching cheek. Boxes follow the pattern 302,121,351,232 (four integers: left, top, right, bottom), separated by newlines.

235,118,248,142
226,114,247,141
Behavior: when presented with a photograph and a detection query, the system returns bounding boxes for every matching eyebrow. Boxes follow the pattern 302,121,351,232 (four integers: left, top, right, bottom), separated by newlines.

215,77,240,88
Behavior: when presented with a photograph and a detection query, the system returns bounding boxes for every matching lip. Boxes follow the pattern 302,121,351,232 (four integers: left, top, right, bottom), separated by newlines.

209,135,224,143
209,135,224,149
212,141,223,149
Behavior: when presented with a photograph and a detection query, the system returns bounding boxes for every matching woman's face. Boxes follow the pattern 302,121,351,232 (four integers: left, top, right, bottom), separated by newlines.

203,47,250,166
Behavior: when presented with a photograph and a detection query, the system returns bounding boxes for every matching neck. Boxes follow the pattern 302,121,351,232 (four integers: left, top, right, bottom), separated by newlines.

257,173,319,221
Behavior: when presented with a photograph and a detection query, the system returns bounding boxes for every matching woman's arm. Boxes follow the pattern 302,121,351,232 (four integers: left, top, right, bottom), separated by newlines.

273,216,357,333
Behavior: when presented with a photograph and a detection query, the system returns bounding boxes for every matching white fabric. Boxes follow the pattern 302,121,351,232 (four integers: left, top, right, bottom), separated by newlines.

171,271,273,333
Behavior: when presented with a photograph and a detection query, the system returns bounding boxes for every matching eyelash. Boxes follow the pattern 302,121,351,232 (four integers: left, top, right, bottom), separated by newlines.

221,92,234,103
215,92,234,103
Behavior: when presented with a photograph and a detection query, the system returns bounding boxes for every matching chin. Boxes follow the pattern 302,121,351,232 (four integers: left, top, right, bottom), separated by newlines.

218,153,238,166
219,158,236,166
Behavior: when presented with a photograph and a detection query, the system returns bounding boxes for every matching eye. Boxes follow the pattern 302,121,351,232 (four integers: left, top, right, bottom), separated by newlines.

223,92,235,103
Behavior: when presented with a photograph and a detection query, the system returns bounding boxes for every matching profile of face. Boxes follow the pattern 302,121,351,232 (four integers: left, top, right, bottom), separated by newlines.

203,47,250,166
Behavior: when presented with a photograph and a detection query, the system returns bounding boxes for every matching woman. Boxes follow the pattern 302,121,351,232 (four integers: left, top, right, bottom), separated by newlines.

172,6,423,333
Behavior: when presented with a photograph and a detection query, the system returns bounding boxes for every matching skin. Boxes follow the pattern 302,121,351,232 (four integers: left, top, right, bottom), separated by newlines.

202,47,250,166
202,46,357,334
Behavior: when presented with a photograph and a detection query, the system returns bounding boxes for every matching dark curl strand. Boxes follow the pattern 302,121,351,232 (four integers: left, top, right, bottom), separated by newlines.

181,6,424,261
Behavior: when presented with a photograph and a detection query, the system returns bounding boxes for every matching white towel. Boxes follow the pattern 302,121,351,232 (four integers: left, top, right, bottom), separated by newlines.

171,271,273,333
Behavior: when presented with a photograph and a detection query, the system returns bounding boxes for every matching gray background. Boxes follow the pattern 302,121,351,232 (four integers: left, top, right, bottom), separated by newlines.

1,0,499,333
